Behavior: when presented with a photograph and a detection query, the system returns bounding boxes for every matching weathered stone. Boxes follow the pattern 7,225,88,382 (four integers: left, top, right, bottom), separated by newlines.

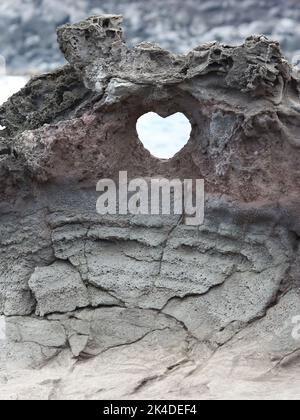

6,342,60,369
68,335,89,358
0,14,300,399
6,317,67,348
2,0,300,74
70,307,183,356
5,316,67,368
28,262,89,316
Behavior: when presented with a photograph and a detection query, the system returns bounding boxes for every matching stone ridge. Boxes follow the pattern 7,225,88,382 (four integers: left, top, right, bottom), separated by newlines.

57,15,291,95
0,17,299,398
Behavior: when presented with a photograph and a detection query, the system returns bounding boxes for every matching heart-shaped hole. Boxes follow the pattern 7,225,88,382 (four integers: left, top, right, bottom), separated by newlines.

136,112,192,159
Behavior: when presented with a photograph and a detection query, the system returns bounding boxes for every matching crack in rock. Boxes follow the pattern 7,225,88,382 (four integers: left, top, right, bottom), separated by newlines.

0,14,299,398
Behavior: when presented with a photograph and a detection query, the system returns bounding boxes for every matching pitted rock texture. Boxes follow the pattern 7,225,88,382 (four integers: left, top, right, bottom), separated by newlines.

0,15,300,399
29,261,89,316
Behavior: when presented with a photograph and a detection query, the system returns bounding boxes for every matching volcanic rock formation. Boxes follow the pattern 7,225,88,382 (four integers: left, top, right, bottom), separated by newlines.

2,0,300,73
0,15,300,399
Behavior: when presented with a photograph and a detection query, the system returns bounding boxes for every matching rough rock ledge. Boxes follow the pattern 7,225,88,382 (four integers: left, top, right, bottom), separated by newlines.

0,15,300,399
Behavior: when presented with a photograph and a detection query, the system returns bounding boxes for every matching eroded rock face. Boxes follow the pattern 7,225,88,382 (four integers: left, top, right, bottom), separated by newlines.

0,15,300,399
29,261,89,316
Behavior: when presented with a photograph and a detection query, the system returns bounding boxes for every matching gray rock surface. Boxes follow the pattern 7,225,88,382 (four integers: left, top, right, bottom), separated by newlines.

2,0,300,74
0,15,299,399
29,261,89,316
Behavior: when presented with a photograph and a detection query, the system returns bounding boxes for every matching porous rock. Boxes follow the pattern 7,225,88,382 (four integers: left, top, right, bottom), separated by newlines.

28,261,89,316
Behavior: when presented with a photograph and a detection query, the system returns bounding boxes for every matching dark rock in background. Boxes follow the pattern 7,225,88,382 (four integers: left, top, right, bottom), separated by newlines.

1,0,300,74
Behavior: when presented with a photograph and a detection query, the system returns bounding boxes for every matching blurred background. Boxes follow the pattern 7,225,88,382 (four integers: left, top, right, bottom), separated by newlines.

1,0,300,154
